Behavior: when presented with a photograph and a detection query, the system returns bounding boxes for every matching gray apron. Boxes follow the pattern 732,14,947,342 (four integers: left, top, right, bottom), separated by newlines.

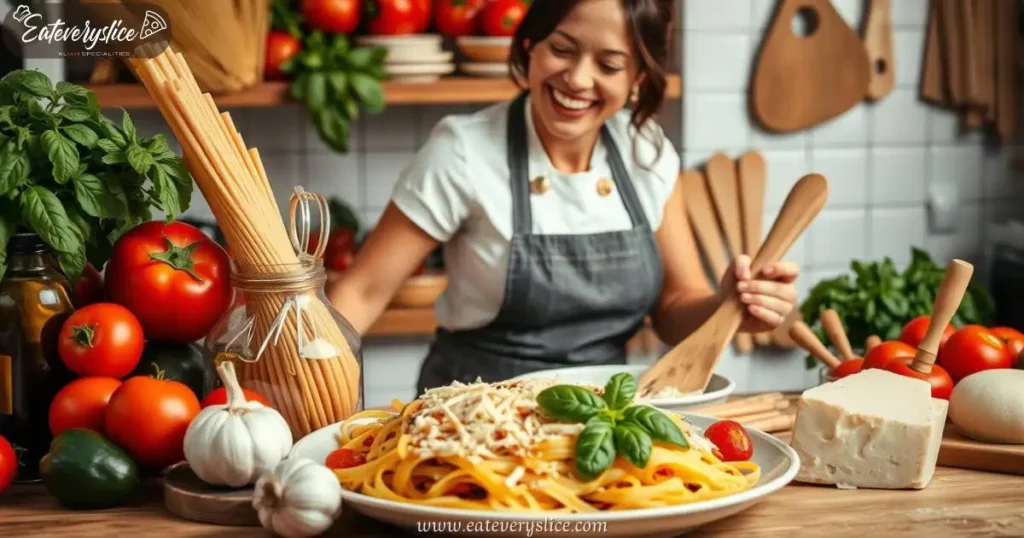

416,93,663,395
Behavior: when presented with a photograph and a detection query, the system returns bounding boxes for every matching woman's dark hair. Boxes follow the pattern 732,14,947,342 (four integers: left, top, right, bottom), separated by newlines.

509,0,674,163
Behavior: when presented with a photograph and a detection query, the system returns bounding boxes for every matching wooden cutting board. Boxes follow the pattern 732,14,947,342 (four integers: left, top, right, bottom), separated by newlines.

163,463,260,527
938,423,1024,475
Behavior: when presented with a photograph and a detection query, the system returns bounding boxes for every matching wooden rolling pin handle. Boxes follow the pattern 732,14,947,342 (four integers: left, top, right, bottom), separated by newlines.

910,259,974,374
820,309,855,361
789,321,842,370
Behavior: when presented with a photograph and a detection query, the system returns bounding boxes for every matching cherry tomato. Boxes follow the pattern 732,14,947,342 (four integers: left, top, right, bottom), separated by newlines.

862,340,916,370
200,387,273,408
703,420,753,462
989,327,1024,360
365,0,431,35
106,221,233,344
479,0,528,37
884,359,954,400
104,376,201,469
433,0,484,37
49,377,122,436
0,436,15,494
73,262,104,308
325,448,366,469
58,303,144,378
898,315,954,351
937,325,1011,383
265,30,302,80
302,0,362,34
831,358,864,379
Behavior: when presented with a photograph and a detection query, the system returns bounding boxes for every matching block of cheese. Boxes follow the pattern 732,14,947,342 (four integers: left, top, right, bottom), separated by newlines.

790,369,948,489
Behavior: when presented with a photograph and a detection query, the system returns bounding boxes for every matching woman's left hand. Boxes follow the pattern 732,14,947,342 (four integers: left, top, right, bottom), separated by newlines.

729,255,800,333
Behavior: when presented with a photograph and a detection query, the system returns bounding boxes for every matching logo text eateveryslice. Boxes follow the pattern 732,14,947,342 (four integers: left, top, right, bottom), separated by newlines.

13,5,167,51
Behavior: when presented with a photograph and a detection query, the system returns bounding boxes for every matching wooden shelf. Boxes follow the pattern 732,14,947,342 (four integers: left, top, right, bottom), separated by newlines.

84,75,682,109
366,307,437,338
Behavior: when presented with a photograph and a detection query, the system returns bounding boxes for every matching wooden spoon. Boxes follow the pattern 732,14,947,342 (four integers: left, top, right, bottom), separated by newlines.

737,152,772,347
865,335,882,352
752,0,870,132
706,153,754,353
863,0,895,100
789,321,842,370
909,260,974,374
639,174,829,396
820,309,855,360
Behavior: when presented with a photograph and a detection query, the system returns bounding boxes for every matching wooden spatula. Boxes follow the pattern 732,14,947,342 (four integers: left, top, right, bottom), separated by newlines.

706,154,754,353
752,0,870,132
909,259,974,374
863,0,895,100
639,174,829,396
820,309,855,360
789,320,842,370
737,152,772,347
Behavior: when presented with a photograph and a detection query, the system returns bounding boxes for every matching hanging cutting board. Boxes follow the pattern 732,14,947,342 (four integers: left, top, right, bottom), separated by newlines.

862,0,895,100
938,424,1024,476
752,0,870,132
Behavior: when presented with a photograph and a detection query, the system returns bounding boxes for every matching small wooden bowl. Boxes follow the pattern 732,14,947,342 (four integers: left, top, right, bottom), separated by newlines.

389,272,448,308
456,36,512,63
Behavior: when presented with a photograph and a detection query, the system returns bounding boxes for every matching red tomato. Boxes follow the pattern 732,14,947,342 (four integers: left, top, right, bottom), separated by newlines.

106,221,233,344
58,303,144,378
365,0,431,35
325,448,366,469
200,387,273,408
937,325,1011,383
884,359,954,400
831,358,864,379
479,0,528,37
862,340,916,370
302,0,362,34
49,377,122,436
703,420,753,462
433,0,484,37
989,327,1024,360
0,436,15,494
265,31,302,80
324,228,357,271
104,376,201,469
898,315,955,351
73,262,104,308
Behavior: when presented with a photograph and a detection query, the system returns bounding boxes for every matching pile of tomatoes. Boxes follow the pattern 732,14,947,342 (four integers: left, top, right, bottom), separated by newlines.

827,315,1024,400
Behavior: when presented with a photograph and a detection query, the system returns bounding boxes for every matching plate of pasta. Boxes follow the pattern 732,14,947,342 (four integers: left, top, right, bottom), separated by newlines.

291,375,798,538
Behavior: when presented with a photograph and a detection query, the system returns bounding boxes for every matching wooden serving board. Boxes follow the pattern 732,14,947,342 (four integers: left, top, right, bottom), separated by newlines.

938,423,1024,475
163,463,260,527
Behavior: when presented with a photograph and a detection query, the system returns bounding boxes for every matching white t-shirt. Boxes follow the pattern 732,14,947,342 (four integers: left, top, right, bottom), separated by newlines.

391,96,681,331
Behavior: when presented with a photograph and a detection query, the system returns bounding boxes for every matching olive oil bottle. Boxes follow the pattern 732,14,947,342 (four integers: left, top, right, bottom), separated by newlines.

0,232,76,483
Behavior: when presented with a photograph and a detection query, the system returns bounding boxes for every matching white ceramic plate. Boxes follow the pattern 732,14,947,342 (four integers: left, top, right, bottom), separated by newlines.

291,413,799,538
385,50,454,64
458,62,509,77
384,62,456,83
356,34,444,47
508,364,735,412
455,36,513,46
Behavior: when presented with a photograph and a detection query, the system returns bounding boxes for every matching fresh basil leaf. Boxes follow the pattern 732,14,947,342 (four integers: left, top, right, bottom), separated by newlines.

60,106,92,122
603,373,637,411
41,129,79,184
290,72,310,101
96,138,120,154
0,207,14,281
0,82,15,105
27,98,47,121
65,205,93,245
620,406,688,448
2,70,52,97
143,134,175,161
587,413,614,427
312,107,351,153
347,46,382,70
19,186,81,254
349,73,384,114
305,72,328,113
101,151,127,165
121,110,137,143
61,124,98,148
157,162,192,213
57,246,86,283
0,141,30,196
0,106,14,127
327,71,348,95
150,164,182,218
537,385,608,422
613,422,652,469
574,421,615,481
74,173,124,218
98,117,127,148
125,144,153,175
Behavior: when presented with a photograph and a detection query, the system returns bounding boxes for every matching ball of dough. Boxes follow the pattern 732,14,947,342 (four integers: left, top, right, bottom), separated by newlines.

948,369,1024,444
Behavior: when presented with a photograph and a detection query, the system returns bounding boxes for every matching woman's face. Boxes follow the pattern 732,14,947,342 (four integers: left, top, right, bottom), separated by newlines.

526,0,638,144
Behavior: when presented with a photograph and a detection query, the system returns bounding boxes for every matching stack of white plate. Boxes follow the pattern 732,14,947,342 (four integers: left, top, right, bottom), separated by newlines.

456,36,512,77
355,34,455,83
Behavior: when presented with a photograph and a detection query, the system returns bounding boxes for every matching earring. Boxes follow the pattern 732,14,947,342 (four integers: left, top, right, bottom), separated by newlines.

630,85,639,103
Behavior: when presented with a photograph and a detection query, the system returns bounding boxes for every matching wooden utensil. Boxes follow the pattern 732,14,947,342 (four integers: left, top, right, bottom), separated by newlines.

909,259,974,374
164,463,259,526
789,320,842,370
752,0,870,132
920,0,950,106
863,0,895,100
771,310,801,348
820,309,855,360
706,154,754,353
737,152,773,347
994,0,1018,142
865,334,882,351
639,174,829,396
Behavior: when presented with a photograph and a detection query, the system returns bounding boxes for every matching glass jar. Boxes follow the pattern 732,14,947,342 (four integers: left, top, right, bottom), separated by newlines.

0,232,77,483
204,259,363,439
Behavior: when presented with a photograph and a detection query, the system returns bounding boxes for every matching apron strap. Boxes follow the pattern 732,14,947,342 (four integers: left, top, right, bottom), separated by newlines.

600,126,650,229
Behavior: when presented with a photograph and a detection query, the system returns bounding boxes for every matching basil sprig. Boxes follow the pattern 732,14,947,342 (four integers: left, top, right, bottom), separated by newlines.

537,372,689,481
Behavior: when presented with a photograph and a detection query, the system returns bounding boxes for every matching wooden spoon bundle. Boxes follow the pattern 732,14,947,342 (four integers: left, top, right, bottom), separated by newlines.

127,44,361,438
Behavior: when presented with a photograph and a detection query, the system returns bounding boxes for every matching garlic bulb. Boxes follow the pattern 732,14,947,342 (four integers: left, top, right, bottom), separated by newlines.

252,457,342,538
183,361,292,487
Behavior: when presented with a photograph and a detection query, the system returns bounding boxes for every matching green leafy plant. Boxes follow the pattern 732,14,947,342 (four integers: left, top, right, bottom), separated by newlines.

537,373,688,480
0,70,192,281
800,247,995,368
